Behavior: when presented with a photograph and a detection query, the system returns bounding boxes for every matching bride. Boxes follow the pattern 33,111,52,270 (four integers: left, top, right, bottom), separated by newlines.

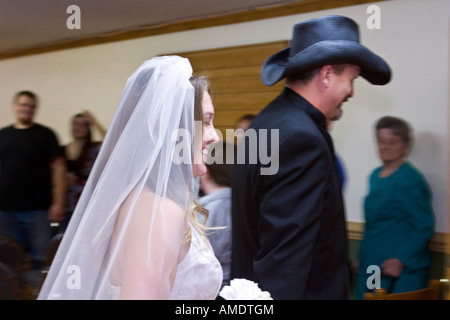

38,56,222,299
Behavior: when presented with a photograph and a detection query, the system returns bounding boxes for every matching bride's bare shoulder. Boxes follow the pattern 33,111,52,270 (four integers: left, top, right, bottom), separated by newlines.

121,185,185,219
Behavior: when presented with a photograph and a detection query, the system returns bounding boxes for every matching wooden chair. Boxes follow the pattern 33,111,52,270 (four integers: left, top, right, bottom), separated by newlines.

22,232,64,299
43,232,64,270
0,236,23,283
0,262,21,300
364,279,443,300
39,232,64,280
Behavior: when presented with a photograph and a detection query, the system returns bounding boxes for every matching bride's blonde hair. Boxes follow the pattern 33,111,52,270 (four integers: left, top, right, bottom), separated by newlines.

183,75,211,243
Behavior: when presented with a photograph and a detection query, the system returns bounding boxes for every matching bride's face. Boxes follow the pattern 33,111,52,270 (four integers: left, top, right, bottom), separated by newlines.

193,91,219,178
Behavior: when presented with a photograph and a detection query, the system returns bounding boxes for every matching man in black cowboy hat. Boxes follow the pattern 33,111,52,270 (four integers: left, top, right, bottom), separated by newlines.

231,15,391,299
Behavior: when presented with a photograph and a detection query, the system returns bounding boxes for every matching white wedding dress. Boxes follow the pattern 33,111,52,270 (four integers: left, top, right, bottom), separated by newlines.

170,228,223,300
109,227,223,300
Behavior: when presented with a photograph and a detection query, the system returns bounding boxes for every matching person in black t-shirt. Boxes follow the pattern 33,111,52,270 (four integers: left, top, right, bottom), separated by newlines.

0,91,67,270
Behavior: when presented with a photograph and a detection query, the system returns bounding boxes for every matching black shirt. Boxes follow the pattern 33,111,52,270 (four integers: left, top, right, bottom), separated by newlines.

0,124,61,211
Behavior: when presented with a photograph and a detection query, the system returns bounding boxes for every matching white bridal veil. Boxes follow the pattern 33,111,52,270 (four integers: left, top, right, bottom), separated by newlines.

38,56,197,299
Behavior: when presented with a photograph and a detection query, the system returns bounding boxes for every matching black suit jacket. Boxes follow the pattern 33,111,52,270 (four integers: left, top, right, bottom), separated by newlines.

231,88,350,299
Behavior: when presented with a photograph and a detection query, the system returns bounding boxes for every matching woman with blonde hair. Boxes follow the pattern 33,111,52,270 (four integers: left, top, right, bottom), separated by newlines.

38,56,222,299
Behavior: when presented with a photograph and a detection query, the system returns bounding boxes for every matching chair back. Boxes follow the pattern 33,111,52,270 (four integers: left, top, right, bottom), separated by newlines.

364,279,443,300
0,236,23,279
43,232,64,269
0,262,20,299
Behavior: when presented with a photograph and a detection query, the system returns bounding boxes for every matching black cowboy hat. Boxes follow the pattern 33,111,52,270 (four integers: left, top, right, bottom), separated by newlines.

261,15,391,86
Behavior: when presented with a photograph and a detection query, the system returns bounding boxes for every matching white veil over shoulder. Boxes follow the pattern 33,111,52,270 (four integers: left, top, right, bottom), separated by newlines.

38,56,197,299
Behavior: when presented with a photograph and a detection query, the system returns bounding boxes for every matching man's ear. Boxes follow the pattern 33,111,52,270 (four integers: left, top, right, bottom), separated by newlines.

319,65,334,88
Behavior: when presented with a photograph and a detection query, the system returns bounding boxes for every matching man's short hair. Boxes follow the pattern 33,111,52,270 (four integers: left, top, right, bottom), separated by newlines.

13,90,38,105
237,114,256,123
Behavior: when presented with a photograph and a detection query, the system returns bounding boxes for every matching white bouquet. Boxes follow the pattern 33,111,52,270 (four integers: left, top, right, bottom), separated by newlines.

219,278,273,300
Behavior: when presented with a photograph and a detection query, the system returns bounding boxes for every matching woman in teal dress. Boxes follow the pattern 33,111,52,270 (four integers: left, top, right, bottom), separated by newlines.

355,116,435,299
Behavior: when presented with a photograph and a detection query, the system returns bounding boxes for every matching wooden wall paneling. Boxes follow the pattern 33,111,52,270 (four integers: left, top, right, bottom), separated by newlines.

175,40,289,140
186,41,291,70
213,91,280,111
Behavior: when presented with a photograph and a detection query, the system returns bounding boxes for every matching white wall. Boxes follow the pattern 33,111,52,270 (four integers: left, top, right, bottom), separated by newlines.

0,0,448,232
